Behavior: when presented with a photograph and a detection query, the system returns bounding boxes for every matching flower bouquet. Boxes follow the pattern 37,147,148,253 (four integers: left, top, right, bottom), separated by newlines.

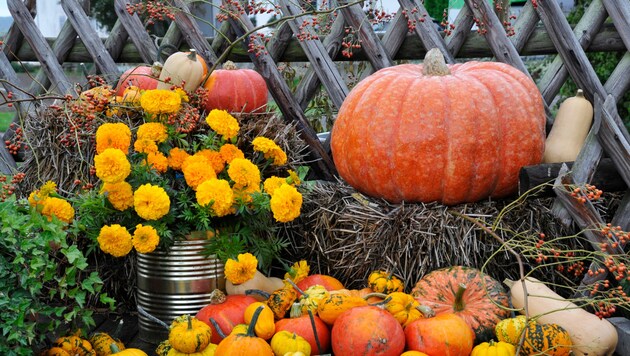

75,85,307,270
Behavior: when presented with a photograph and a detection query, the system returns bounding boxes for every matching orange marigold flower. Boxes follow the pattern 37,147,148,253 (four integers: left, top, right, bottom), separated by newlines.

224,253,258,284
196,149,225,174
270,183,302,223
41,197,75,223
167,147,190,171
137,122,168,143
96,123,131,154
94,148,131,184
196,179,234,217
182,160,217,190
252,136,287,166
134,138,159,154
263,176,285,196
227,158,260,189
146,152,169,173
206,109,240,140
140,89,182,116
101,181,134,211
133,184,170,220
219,143,245,164
97,224,133,257
133,224,160,254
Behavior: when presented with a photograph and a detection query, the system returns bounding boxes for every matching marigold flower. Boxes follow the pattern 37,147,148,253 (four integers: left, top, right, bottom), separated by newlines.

146,152,169,173
263,176,285,196
95,123,131,154
134,138,158,154
94,148,131,184
140,89,182,116
196,179,234,217
252,136,287,166
101,181,134,211
206,109,239,140
133,184,171,220
285,260,310,284
97,224,133,257
182,160,217,190
174,88,189,102
41,197,75,223
181,154,210,172
167,147,190,171
196,149,225,174
137,122,168,143
233,184,260,205
224,253,258,284
270,183,302,223
219,143,245,164
28,181,57,208
287,169,301,186
227,158,261,189
133,224,160,254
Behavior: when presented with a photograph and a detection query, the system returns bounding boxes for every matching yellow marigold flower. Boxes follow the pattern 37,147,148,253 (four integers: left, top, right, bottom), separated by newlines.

167,147,190,171
94,148,131,184
182,160,216,190
140,89,182,116
196,149,225,174
134,138,158,154
41,197,75,223
97,224,133,258
96,123,131,154
196,179,234,217
133,184,171,220
133,224,160,254
287,169,301,186
224,253,258,285
137,122,168,143
263,176,285,196
219,143,245,164
252,136,287,166
233,184,260,205
206,109,239,140
270,184,302,223
101,181,134,211
181,153,209,172
284,260,310,284
174,88,189,102
28,181,57,208
227,158,261,189
146,152,169,173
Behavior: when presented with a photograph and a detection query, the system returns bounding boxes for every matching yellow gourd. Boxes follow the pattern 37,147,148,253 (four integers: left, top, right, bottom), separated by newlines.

157,49,206,92
471,340,516,356
506,277,618,355
270,331,311,356
243,302,276,340
542,89,593,163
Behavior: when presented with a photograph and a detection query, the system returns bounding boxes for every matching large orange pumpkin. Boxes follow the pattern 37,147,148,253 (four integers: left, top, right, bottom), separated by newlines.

331,305,405,356
405,313,475,356
203,61,268,114
330,48,545,205
411,266,511,343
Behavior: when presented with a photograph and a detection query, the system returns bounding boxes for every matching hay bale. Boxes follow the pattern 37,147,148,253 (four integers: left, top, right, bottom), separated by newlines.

281,179,592,291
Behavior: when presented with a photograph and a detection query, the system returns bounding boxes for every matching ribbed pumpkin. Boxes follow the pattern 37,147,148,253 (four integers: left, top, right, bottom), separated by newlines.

411,266,511,342
520,322,573,356
109,345,147,356
471,340,516,356
495,315,527,345
405,313,475,356
331,305,405,356
195,289,258,344
53,335,94,356
215,306,274,356
89,332,125,355
367,270,404,294
115,65,160,96
168,315,213,353
330,48,545,205
203,61,268,114
158,49,207,92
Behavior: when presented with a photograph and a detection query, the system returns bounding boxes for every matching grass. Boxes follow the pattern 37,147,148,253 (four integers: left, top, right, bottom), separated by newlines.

0,112,13,132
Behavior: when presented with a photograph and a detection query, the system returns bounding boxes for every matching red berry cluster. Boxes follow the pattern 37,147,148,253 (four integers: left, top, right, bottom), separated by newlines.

247,33,270,57
0,172,25,201
341,26,362,58
126,0,175,25
440,9,456,36
570,183,603,204
5,123,28,156
167,103,200,134
472,17,488,35
401,8,427,33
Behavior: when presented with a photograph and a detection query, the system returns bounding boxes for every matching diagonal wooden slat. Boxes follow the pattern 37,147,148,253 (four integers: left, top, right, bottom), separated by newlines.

268,22,295,61
462,0,530,77
537,0,607,105
602,0,630,50
445,5,474,56
336,0,393,71
0,51,23,173
277,0,348,110
398,0,455,63
510,1,540,52
1,0,35,60
604,53,630,102
60,0,119,77
104,20,132,64
380,9,408,59
170,0,219,67
225,9,336,180
7,0,74,95
114,0,158,63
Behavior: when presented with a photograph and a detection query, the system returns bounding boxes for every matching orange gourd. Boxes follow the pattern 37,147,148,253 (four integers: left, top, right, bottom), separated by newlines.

330,48,545,205
331,305,405,356
203,61,268,114
411,266,511,342
215,306,274,355
405,313,475,356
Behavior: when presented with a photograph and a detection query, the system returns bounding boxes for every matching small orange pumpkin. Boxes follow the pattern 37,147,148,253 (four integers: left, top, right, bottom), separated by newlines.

203,61,268,114
215,305,274,355
405,313,475,356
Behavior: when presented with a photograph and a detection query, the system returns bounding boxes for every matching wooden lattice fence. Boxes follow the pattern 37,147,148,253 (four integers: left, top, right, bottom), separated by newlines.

1,0,630,292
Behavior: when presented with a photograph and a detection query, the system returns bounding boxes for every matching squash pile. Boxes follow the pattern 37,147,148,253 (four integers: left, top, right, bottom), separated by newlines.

42,331,148,356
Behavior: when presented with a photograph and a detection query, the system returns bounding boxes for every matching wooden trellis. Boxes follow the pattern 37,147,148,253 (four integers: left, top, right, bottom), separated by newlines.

1,0,630,287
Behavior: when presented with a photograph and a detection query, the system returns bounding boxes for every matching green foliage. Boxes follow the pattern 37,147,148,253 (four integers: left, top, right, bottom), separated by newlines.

0,195,112,354
424,0,449,20
0,112,13,132
90,0,116,31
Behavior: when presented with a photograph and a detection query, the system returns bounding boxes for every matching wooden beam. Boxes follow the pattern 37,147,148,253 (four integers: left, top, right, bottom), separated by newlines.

398,0,455,63
114,0,158,64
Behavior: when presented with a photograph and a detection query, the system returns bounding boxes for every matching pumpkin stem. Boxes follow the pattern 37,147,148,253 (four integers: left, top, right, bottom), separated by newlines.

453,283,467,312
209,289,227,304
112,319,124,339
209,317,227,339
187,315,193,330
422,48,451,76
362,292,388,301
137,305,170,330
187,49,198,61
245,289,271,299
416,304,436,318
110,344,121,354
247,305,265,337
285,278,307,296
576,89,585,98
288,302,302,318
222,60,238,70
307,309,323,355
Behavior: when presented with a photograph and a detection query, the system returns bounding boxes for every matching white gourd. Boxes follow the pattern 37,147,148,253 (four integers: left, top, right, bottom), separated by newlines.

157,49,206,92
542,89,593,163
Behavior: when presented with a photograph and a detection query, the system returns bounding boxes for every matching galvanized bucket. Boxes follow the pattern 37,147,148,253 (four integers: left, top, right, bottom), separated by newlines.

136,233,225,342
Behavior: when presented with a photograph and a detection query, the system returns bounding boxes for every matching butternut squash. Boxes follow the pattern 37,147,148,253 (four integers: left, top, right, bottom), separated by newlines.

506,277,617,356
542,89,593,163
225,270,284,300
